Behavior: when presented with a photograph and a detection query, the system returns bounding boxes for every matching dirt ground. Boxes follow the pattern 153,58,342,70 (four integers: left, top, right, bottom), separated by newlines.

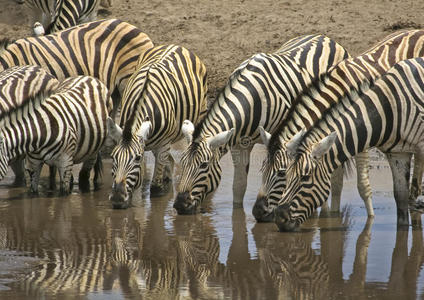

0,0,423,100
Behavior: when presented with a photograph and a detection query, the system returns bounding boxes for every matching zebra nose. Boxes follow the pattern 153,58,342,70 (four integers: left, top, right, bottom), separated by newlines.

109,181,129,209
252,195,274,222
173,192,196,215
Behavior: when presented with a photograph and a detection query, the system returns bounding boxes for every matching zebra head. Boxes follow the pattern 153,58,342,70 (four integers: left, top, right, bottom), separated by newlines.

0,134,8,180
253,128,303,222
174,120,234,215
107,117,151,209
274,132,337,232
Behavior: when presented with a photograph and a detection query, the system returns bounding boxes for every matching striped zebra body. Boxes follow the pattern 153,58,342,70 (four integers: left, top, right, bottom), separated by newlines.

174,34,350,215
0,75,111,194
25,0,99,35
0,18,153,186
274,57,424,231
0,65,60,186
254,29,424,223
107,44,208,209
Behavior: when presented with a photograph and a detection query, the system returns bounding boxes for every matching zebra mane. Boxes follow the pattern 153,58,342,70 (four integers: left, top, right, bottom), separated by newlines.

0,89,52,122
298,78,374,148
122,77,151,144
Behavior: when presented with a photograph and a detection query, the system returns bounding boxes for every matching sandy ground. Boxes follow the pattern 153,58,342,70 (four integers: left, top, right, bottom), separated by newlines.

0,0,423,100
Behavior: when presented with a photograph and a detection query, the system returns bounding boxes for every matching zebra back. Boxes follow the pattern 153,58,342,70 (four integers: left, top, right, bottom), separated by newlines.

0,65,59,114
0,19,154,108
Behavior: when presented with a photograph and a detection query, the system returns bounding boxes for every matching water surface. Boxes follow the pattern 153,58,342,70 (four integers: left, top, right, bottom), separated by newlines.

0,145,423,299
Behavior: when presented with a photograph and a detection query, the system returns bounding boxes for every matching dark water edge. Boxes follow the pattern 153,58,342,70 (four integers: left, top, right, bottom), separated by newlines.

0,147,422,300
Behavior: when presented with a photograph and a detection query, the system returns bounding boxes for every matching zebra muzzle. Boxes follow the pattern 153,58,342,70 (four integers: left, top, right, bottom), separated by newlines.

252,196,275,223
109,181,130,209
274,203,298,232
173,192,197,215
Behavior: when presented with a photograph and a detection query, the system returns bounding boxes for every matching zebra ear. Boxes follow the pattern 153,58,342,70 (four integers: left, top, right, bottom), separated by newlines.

107,117,122,142
311,132,337,160
258,126,271,147
207,128,235,150
182,120,195,144
286,129,306,159
137,120,152,142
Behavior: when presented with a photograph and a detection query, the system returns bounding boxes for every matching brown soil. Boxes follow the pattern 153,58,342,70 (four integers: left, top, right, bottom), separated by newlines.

1,0,423,100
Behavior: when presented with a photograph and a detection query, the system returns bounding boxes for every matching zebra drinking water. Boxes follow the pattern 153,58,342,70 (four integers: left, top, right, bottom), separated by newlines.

107,44,208,209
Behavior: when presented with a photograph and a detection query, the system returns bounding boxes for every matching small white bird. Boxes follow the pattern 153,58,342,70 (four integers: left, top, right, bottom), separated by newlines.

33,22,45,37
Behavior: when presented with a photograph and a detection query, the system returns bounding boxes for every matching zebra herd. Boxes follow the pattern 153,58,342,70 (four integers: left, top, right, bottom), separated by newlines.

2,0,424,232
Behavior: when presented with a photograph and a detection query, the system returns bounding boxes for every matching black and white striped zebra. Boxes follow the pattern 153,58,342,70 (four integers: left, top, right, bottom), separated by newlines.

0,75,111,194
0,65,60,186
0,18,153,117
173,34,350,214
0,18,153,186
274,56,424,231
254,29,424,222
25,0,100,36
106,44,208,209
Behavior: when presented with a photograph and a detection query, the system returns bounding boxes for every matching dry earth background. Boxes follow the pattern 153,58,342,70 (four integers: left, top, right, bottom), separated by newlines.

1,0,424,101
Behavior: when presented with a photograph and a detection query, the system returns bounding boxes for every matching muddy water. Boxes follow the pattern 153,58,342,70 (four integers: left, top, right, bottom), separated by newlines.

0,145,423,300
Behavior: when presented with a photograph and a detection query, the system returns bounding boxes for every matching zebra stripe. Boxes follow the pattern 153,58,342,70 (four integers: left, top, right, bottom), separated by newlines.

25,0,99,35
107,44,208,209
0,75,111,194
274,57,424,231
257,29,424,223
174,34,350,214
0,65,59,116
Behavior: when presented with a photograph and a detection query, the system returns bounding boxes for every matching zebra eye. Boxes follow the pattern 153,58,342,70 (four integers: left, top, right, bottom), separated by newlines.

200,161,208,169
277,169,286,177
134,154,142,163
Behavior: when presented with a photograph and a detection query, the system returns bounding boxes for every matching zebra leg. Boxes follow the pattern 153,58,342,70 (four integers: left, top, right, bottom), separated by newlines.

409,153,423,202
231,144,254,208
25,158,43,195
355,151,374,217
329,164,344,213
93,154,103,191
385,152,411,227
57,157,74,196
10,158,26,186
78,155,98,193
49,166,57,190
150,148,173,196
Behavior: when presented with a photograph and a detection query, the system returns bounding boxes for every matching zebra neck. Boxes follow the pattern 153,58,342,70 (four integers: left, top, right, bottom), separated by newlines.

276,56,377,147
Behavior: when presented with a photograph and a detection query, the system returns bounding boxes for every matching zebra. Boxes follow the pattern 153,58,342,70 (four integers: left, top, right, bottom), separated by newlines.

273,56,424,231
254,29,424,222
0,18,154,186
106,44,208,209
0,65,60,186
173,34,350,215
0,75,111,194
24,0,100,36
